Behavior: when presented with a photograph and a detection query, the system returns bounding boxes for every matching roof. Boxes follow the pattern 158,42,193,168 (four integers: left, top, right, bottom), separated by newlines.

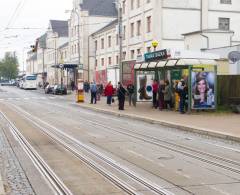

182,29,234,36
92,19,118,36
59,42,69,49
50,20,68,37
80,0,117,17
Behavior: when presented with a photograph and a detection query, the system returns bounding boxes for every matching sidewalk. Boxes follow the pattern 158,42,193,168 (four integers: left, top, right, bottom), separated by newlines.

67,93,240,142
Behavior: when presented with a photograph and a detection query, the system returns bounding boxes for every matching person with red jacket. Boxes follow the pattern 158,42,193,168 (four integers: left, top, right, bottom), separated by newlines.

104,81,114,105
152,79,159,108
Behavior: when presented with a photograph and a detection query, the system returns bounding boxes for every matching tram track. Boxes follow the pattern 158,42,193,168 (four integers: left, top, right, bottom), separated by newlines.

0,111,73,195
34,101,240,176
2,102,178,195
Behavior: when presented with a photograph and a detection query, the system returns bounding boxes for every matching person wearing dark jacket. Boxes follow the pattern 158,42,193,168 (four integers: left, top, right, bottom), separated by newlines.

117,82,126,110
127,83,135,106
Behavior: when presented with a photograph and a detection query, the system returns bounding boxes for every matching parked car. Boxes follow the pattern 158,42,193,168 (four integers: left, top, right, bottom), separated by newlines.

44,84,54,94
53,84,67,95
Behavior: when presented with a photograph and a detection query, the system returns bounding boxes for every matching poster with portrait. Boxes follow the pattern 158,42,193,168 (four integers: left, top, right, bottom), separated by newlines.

191,71,216,109
137,73,154,102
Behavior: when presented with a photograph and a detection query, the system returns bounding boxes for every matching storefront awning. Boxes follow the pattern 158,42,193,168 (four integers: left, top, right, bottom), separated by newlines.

134,58,218,70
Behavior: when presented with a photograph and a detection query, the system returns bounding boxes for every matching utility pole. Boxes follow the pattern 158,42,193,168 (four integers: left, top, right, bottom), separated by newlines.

118,1,123,83
42,48,45,86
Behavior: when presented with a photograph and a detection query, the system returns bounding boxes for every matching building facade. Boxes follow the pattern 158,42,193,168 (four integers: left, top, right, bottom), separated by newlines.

69,0,117,81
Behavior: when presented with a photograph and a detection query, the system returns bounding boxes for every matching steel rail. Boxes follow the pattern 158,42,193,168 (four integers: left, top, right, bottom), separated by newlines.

32,101,240,175
0,111,73,195
7,102,175,195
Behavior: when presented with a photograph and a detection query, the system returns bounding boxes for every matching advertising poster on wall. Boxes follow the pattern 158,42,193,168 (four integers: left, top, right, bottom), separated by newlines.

137,73,154,101
191,71,215,109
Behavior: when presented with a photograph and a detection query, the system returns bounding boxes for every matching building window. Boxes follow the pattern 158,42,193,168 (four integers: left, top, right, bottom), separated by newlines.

131,0,134,10
137,20,141,36
123,0,126,14
123,51,126,60
137,48,141,55
219,17,230,30
116,34,119,45
147,16,151,33
101,38,104,49
220,0,231,4
101,58,104,66
147,47,151,53
108,57,112,65
137,0,140,8
108,36,112,47
116,55,119,64
130,23,134,37
123,25,126,40
95,59,98,68
95,40,98,51
131,50,135,59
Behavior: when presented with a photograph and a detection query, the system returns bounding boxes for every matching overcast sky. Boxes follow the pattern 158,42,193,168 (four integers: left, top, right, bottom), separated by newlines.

0,0,72,70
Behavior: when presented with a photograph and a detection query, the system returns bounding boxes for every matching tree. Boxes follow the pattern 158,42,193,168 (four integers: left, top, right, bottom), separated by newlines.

0,53,19,80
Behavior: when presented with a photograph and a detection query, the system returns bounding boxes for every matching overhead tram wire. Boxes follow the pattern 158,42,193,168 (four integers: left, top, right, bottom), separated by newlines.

5,0,26,29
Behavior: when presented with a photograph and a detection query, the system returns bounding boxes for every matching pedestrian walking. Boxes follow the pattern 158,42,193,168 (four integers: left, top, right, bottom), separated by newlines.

127,83,135,106
84,80,90,93
152,79,159,108
158,80,165,110
117,82,126,110
90,81,97,104
162,80,172,110
104,81,114,105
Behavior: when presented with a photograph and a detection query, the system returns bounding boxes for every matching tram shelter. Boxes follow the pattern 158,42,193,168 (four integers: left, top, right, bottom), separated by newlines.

134,49,220,112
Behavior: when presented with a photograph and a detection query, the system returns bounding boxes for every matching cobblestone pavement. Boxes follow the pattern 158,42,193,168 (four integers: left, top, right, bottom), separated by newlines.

0,120,35,195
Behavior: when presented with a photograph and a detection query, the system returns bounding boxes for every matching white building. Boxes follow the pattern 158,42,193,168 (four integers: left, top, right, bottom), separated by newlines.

90,19,119,86
121,0,240,60
45,20,69,85
69,0,117,81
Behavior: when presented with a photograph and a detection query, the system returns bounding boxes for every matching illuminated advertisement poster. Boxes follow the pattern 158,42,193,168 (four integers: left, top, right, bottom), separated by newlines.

137,73,154,101
191,71,215,109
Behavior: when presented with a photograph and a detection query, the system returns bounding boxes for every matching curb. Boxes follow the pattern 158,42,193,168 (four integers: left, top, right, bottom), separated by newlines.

73,103,240,143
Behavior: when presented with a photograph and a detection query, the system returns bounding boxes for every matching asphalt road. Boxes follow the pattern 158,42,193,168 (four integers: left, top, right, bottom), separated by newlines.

1,86,240,195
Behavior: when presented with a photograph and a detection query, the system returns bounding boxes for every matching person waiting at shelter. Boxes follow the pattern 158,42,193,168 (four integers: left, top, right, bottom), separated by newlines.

83,80,90,93
117,82,126,110
158,80,165,110
152,79,159,108
162,80,172,110
127,83,135,106
70,79,75,91
90,81,97,104
105,81,114,105
177,79,187,114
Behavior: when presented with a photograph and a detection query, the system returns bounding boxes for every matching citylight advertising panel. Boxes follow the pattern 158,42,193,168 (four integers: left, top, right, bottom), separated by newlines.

191,71,216,109
137,73,154,102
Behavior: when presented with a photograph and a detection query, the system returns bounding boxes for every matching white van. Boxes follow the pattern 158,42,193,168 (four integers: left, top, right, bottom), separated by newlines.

23,75,37,89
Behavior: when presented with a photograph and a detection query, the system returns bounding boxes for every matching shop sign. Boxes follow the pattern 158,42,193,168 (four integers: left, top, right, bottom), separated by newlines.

144,49,168,62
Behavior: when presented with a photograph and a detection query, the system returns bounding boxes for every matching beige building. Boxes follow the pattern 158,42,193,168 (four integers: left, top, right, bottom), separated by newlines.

69,0,117,81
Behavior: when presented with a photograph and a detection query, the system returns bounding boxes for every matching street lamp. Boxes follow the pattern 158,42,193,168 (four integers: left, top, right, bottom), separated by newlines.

152,40,158,51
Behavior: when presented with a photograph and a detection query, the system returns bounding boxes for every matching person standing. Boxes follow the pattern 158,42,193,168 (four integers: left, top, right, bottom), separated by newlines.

178,79,187,114
127,83,135,106
158,80,165,110
90,81,97,104
117,82,126,110
152,80,159,108
104,81,114,105
162,80,172,110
